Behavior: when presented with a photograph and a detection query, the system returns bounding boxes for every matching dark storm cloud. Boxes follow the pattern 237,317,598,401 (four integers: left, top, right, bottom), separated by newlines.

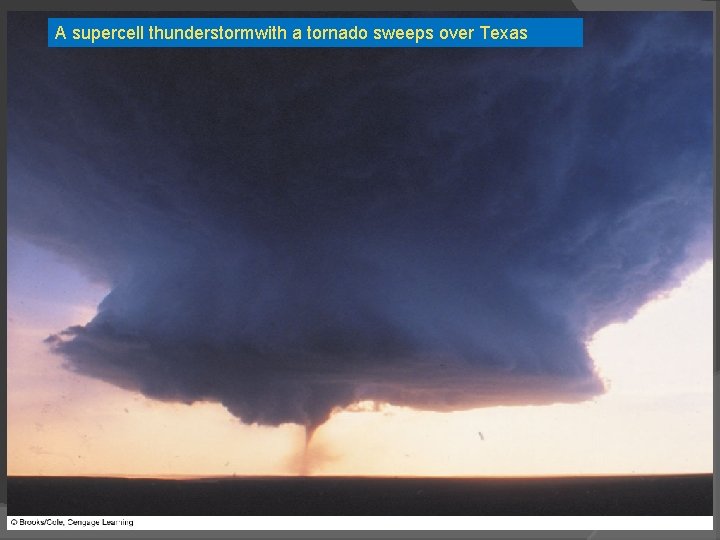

8,13,712,429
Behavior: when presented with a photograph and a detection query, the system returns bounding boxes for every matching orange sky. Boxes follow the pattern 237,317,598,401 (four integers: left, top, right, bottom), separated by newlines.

7,240,713,477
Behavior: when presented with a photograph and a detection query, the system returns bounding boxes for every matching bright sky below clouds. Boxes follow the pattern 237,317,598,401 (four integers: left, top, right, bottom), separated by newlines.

7,238,712,477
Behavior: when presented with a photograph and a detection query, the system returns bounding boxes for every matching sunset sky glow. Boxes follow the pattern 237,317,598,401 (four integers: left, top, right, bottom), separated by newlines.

7,240,712,476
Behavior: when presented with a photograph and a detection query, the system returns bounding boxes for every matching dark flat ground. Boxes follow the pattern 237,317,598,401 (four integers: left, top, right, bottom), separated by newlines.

7,474,712,516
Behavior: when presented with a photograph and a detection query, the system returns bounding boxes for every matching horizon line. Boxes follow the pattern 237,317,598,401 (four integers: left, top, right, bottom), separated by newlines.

8,471,713,481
